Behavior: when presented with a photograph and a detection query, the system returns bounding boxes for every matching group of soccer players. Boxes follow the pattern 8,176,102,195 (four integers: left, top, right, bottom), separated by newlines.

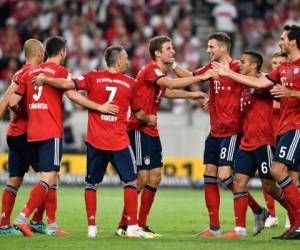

0,23,300,240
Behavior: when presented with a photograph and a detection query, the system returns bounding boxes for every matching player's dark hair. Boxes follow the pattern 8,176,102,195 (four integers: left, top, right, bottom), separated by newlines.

284,25,300,49
45,36,66,58
243,50,263,73
208,32,231,51
104,45,124,67
149,36,172,60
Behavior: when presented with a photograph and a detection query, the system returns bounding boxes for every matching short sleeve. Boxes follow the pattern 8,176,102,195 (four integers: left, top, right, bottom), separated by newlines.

193,64,211,76
144,64,166,86
72,72,91,90
266,67,281,85
15,72,27,96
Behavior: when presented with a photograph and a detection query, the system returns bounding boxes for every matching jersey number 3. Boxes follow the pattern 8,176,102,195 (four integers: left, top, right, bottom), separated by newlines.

33,86,43,101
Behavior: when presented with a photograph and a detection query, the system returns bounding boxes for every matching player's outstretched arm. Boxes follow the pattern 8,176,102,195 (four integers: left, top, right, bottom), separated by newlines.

156,70,214,90
0,81,18,120
134,109,157,127
270,85,300,99
65,90,119,115
212,61,272,88
33,74,75,90
163,89,208,100
171,63,193,78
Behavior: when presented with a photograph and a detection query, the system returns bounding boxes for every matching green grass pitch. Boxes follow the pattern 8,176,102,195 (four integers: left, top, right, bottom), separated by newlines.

0,186,298,250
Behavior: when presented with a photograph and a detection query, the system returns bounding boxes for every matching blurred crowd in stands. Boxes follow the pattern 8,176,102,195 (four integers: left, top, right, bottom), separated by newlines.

0,0,300,114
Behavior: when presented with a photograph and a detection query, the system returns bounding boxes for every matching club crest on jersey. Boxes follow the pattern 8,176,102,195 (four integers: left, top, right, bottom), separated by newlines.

154,68,164,76
144,156,151,165
293,68,299,74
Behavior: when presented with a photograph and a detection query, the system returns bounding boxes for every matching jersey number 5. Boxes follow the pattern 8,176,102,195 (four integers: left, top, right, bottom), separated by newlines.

106,86,117,102
33,85,43,101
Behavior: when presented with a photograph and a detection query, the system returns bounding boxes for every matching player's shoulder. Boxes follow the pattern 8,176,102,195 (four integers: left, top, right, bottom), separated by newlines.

13,64,31,80
121,73,136,84
230,59,240,70
146,61,165,77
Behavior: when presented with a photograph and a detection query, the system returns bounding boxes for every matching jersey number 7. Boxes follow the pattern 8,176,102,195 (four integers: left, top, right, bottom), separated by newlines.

106,86,117,102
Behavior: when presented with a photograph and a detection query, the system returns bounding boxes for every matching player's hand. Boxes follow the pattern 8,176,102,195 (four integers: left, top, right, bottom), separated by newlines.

200,97,209,111
211,61,230,76
147,115,157,127
190,91,208,100
204,69,219,79
33,74,47,87
270,85,293,98
99,101,119,115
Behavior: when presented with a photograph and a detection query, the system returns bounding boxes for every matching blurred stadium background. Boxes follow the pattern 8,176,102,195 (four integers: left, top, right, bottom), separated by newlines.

0,0,299,187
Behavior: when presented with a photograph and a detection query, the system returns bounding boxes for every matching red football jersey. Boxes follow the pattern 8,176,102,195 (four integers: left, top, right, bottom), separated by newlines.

7,64,32,136
73,70,141,151
16,62,67,141
239,88,275,151
193,60,243,137
267,58,300,135
127,61,166,137
272,108,280,136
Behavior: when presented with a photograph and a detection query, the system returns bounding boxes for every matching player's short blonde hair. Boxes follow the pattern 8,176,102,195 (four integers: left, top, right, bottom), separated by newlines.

24,39,43,58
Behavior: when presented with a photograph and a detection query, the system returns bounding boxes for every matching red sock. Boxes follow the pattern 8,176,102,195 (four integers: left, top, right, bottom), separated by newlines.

248,192,262,214
234,192,248,228
31,201,45,223
124,185,138,226
0,185,17,227
138,185,156,227
22,181,49,217
263,190,276,217
279,177,300,225
118,206,127,227
45,186,57,224
85,188,97,226
204,175,220,228
278,193,295,228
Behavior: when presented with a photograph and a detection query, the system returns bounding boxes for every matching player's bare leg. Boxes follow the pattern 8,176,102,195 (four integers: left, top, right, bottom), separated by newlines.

195,164,221,237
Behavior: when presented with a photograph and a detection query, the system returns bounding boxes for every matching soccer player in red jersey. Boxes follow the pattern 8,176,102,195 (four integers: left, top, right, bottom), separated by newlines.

9,36,117,237
116,36,213,237
263,51,289,228
172,32,266,237
32,45,157,238
218,51,293,238
213,25,300,239
0,39,46,235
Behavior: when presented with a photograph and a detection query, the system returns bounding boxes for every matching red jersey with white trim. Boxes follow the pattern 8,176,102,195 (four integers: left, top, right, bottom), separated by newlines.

73,70,140,151
267,58,300,135
239,87,275,151
127,61,166,137
193,60,242,137
16,62,67,141
7,64,32,136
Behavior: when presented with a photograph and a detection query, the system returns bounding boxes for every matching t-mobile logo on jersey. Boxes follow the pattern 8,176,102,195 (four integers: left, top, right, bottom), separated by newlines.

280,77,294,87
213,80,221,93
